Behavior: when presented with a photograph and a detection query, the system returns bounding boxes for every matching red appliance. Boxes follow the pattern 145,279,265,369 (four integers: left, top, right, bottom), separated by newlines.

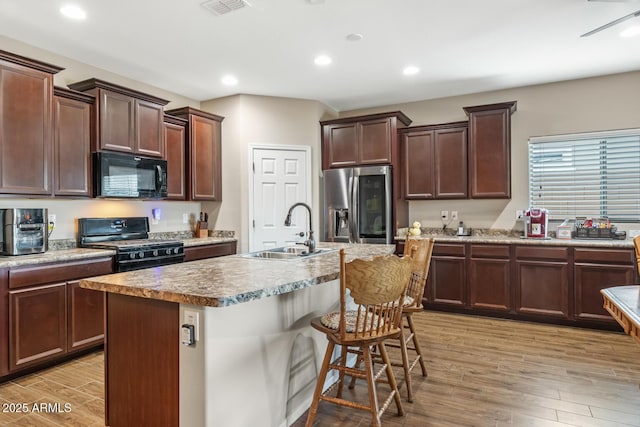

526,208,548,238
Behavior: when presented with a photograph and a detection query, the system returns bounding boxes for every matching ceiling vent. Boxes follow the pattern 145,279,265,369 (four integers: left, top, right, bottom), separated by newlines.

201,0,250,16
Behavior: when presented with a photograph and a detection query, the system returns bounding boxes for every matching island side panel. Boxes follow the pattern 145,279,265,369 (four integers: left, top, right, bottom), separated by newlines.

105,293,179,427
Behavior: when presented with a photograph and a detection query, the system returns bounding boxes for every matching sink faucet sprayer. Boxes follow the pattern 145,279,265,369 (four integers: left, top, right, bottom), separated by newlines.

284,202,316,254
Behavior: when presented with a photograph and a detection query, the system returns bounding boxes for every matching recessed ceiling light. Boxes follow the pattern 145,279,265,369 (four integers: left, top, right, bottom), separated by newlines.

314,55,332,66
60,5,87,20
346,33,363,41
620,25,640,38
403,66,420,76
221,75,238,86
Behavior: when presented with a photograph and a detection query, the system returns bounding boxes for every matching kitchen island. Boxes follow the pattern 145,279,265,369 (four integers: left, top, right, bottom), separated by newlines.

80,242,394,427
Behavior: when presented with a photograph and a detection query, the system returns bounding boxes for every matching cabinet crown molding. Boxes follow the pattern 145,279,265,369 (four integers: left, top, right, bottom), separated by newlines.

320,111,412,127
165,106,224,123
68,78,170,106
0,49,64,74
463,101,517,116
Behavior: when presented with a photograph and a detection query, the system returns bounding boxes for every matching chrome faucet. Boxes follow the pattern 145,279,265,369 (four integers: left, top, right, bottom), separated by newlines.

284,202,316,254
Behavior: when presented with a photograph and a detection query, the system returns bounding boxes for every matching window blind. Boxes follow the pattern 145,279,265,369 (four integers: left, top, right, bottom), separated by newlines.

528,129,640,221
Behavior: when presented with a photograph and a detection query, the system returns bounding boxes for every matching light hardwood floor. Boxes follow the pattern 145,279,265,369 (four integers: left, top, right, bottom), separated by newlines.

1,311,639,426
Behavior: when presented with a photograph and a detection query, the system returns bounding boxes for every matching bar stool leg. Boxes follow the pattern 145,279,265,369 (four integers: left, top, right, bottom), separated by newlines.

305,341,335,427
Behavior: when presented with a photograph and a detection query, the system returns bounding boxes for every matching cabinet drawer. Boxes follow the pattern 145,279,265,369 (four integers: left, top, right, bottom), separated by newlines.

433,243,465,257
9,257,113,289
471,244,509,258
183,242,237,262
515,246,568,261
574,248,634,264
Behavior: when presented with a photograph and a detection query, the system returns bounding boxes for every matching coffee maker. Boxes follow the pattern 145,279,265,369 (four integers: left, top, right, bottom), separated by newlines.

525,208,548,239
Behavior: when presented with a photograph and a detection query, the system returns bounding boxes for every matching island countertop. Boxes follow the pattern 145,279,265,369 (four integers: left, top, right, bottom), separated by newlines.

80,242,394,307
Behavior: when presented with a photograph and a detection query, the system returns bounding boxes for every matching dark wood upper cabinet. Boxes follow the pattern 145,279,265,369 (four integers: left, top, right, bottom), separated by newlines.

320,111,411,170
464,101,517,199
68,79,168,158
165,107,224,201
401,122,467,200
53,87,93,197
163,114,188,200
0,50,63,196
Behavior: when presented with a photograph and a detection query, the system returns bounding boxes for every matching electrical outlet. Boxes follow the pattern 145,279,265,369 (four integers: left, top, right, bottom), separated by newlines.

182,213,189,224
48,214,56,225
516,209,524,220
184,310,200,341
451,211,458,221
440,210,449,221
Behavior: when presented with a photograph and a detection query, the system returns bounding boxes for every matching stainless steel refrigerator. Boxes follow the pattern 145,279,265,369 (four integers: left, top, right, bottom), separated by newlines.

321,165,393,244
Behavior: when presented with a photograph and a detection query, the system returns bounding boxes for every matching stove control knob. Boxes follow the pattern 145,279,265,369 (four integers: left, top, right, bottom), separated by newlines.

166,249,172,255
129,253,136,260
138,252,145,259
152,250,158,257
173,247,180,254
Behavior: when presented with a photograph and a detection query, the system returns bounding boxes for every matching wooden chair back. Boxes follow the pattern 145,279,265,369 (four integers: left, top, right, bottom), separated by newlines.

338,249,412,342
403,237,435,309
633,236,640,272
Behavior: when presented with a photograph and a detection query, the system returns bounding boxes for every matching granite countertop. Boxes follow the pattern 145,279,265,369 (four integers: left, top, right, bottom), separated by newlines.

0,248,116,268
181,237,237,247
396,233,634,248
80,242,395,308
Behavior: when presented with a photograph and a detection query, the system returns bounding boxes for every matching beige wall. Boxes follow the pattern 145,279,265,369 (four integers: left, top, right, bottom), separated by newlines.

343,71,640,231
0,36,203,239
200,95,334,252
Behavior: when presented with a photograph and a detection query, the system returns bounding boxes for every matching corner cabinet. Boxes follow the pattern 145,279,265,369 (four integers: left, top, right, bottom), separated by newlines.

68,78,169,158
53,87,93,197
400,122,468,199
320,111,412,170
463,101,516,199
165,107,224,201
164,114,188,200
0,50,63,196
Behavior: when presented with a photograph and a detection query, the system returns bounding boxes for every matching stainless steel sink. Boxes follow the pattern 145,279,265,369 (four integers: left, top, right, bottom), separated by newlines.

240,246,337,260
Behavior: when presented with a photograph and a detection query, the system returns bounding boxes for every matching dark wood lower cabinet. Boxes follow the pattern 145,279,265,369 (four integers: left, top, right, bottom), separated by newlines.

67,282,104,351
427,244,466,306
106,293,179,427
9,283,67,370
422,241,636,329
470,259,511,311
515,260,570,318
183,241,237,262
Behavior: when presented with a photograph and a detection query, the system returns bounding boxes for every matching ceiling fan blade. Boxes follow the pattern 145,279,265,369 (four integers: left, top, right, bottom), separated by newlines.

581,8,640,36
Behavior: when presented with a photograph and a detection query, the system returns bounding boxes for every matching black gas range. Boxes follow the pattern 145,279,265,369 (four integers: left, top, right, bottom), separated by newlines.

78,217,184,272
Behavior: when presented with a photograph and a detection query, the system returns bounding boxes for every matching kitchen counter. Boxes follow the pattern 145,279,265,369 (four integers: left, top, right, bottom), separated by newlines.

0,247,116,268
81,242,394,427
80,242,393,307
396,233,633,248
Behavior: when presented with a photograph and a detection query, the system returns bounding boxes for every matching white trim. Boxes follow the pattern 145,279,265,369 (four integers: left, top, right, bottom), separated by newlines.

248,144,312,252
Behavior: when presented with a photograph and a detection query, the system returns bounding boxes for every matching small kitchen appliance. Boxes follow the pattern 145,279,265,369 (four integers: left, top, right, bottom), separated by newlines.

525,208,549,238
0,208,48,255
78,217,184,272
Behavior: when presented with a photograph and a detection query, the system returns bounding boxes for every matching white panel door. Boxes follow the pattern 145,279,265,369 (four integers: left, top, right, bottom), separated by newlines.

251,146,310,251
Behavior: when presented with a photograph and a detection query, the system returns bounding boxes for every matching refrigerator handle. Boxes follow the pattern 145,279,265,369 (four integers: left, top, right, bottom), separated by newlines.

349,173,358,243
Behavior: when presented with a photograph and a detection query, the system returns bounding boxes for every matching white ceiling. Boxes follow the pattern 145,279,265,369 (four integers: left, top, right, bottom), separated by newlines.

1,0,639,111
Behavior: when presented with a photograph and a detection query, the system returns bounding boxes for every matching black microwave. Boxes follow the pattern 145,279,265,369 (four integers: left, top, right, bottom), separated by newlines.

93,152,168,199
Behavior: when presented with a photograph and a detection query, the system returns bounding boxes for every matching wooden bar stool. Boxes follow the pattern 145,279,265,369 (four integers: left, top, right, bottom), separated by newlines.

348,237,434,402
305,249,413,427
396,237,434,402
